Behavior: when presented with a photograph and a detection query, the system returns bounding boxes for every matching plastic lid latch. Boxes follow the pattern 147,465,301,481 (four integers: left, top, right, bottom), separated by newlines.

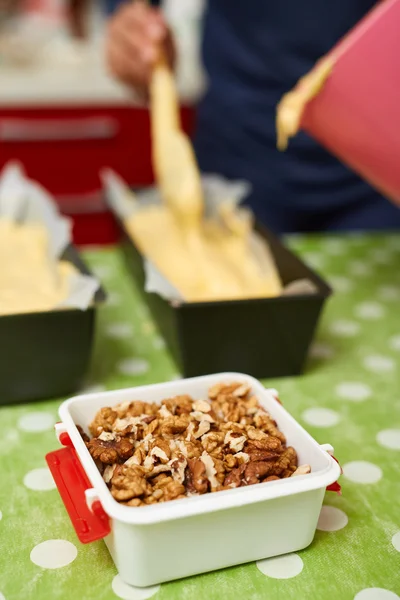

46,447,110,543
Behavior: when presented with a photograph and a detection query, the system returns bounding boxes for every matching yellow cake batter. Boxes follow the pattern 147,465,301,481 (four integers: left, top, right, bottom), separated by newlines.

0,218,77,315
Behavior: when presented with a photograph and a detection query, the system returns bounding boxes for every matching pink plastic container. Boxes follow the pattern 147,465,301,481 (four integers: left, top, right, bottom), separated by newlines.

301,0,400,205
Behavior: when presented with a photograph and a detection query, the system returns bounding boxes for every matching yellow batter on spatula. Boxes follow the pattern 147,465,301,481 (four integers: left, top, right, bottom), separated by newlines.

276,56,334,151
150,55,243,299
126,54,283,301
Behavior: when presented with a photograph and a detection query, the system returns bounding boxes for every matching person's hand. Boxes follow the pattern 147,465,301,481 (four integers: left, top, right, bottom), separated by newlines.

106,1,175,97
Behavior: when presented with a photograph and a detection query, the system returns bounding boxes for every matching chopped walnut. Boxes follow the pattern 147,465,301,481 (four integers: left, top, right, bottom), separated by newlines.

98,431,116,442
110,465,150,501
232,382,251,397
162,480,186,502
103,463,117,484
270,447,298,476
244,461,273,485
151,446,170,464
292,464,311,477
89,407,117,437
162,395,193,416
160,416,189,436
124,498,143,507
159,404,173,419
223,464,247,488
186,458,209,494
200,452,220,490
209,382,242,399
225,451,249,470
224,430,246,453
192,400,211,413
201,432,225,453
170,454,187,484
87,437,134,464
245,437,282,453
127,445,146,466
184,439,203,459
82,381,310,507
150,438,171,461
193,420,211,439
190,410,215,423
253,412,286,443
144,418,159,437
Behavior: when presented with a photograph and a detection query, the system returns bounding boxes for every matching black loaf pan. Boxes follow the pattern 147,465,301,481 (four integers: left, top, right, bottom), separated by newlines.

0,246,106,405
118,213,331,379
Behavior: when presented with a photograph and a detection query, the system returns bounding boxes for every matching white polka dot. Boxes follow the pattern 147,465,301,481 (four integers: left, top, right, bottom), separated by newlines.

256,553,303,579
317,506,348,531
329,319,360,337
93,265,112,279
376,429,400,451
335,382,372,402
389,335,400,351
354,589,399,600
302,408,340,428
30,540,77,569
329,276,353,293
363,355,395,373
153,336,166,350
118,358,149,376
0,509,2,521
385,236,400,251
348,260,372,277
111,575,160,600
82,384,107,394
369,248,391,265
378,285,400,302
323,239,345,256
106,323,134,339
0,593,5,600
107,292,122,307
309,343,335,360
23,468,56,491
392,531,400,552
343,461,382,484
354,302,385,320
303,252,325,270
18,412,55,433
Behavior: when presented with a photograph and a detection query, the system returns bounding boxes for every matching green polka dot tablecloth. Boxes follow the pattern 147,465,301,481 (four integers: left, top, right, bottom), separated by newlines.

1,233,400,600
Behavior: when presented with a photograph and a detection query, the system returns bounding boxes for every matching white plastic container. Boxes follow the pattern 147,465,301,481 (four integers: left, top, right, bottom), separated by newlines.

47,373,341,588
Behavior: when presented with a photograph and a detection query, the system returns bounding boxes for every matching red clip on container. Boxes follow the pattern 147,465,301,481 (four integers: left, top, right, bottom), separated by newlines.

47,443,110,544
301,0,400,205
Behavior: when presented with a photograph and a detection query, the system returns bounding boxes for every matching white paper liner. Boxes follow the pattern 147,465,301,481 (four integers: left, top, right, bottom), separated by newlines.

0,162,100,312
101,168,317,302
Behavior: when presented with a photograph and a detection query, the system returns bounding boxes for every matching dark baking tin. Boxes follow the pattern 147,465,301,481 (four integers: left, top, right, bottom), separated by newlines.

118,215,331,379
0,246,106,405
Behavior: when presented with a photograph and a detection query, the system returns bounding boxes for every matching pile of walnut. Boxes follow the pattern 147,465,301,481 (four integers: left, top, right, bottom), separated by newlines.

80,382,311,507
